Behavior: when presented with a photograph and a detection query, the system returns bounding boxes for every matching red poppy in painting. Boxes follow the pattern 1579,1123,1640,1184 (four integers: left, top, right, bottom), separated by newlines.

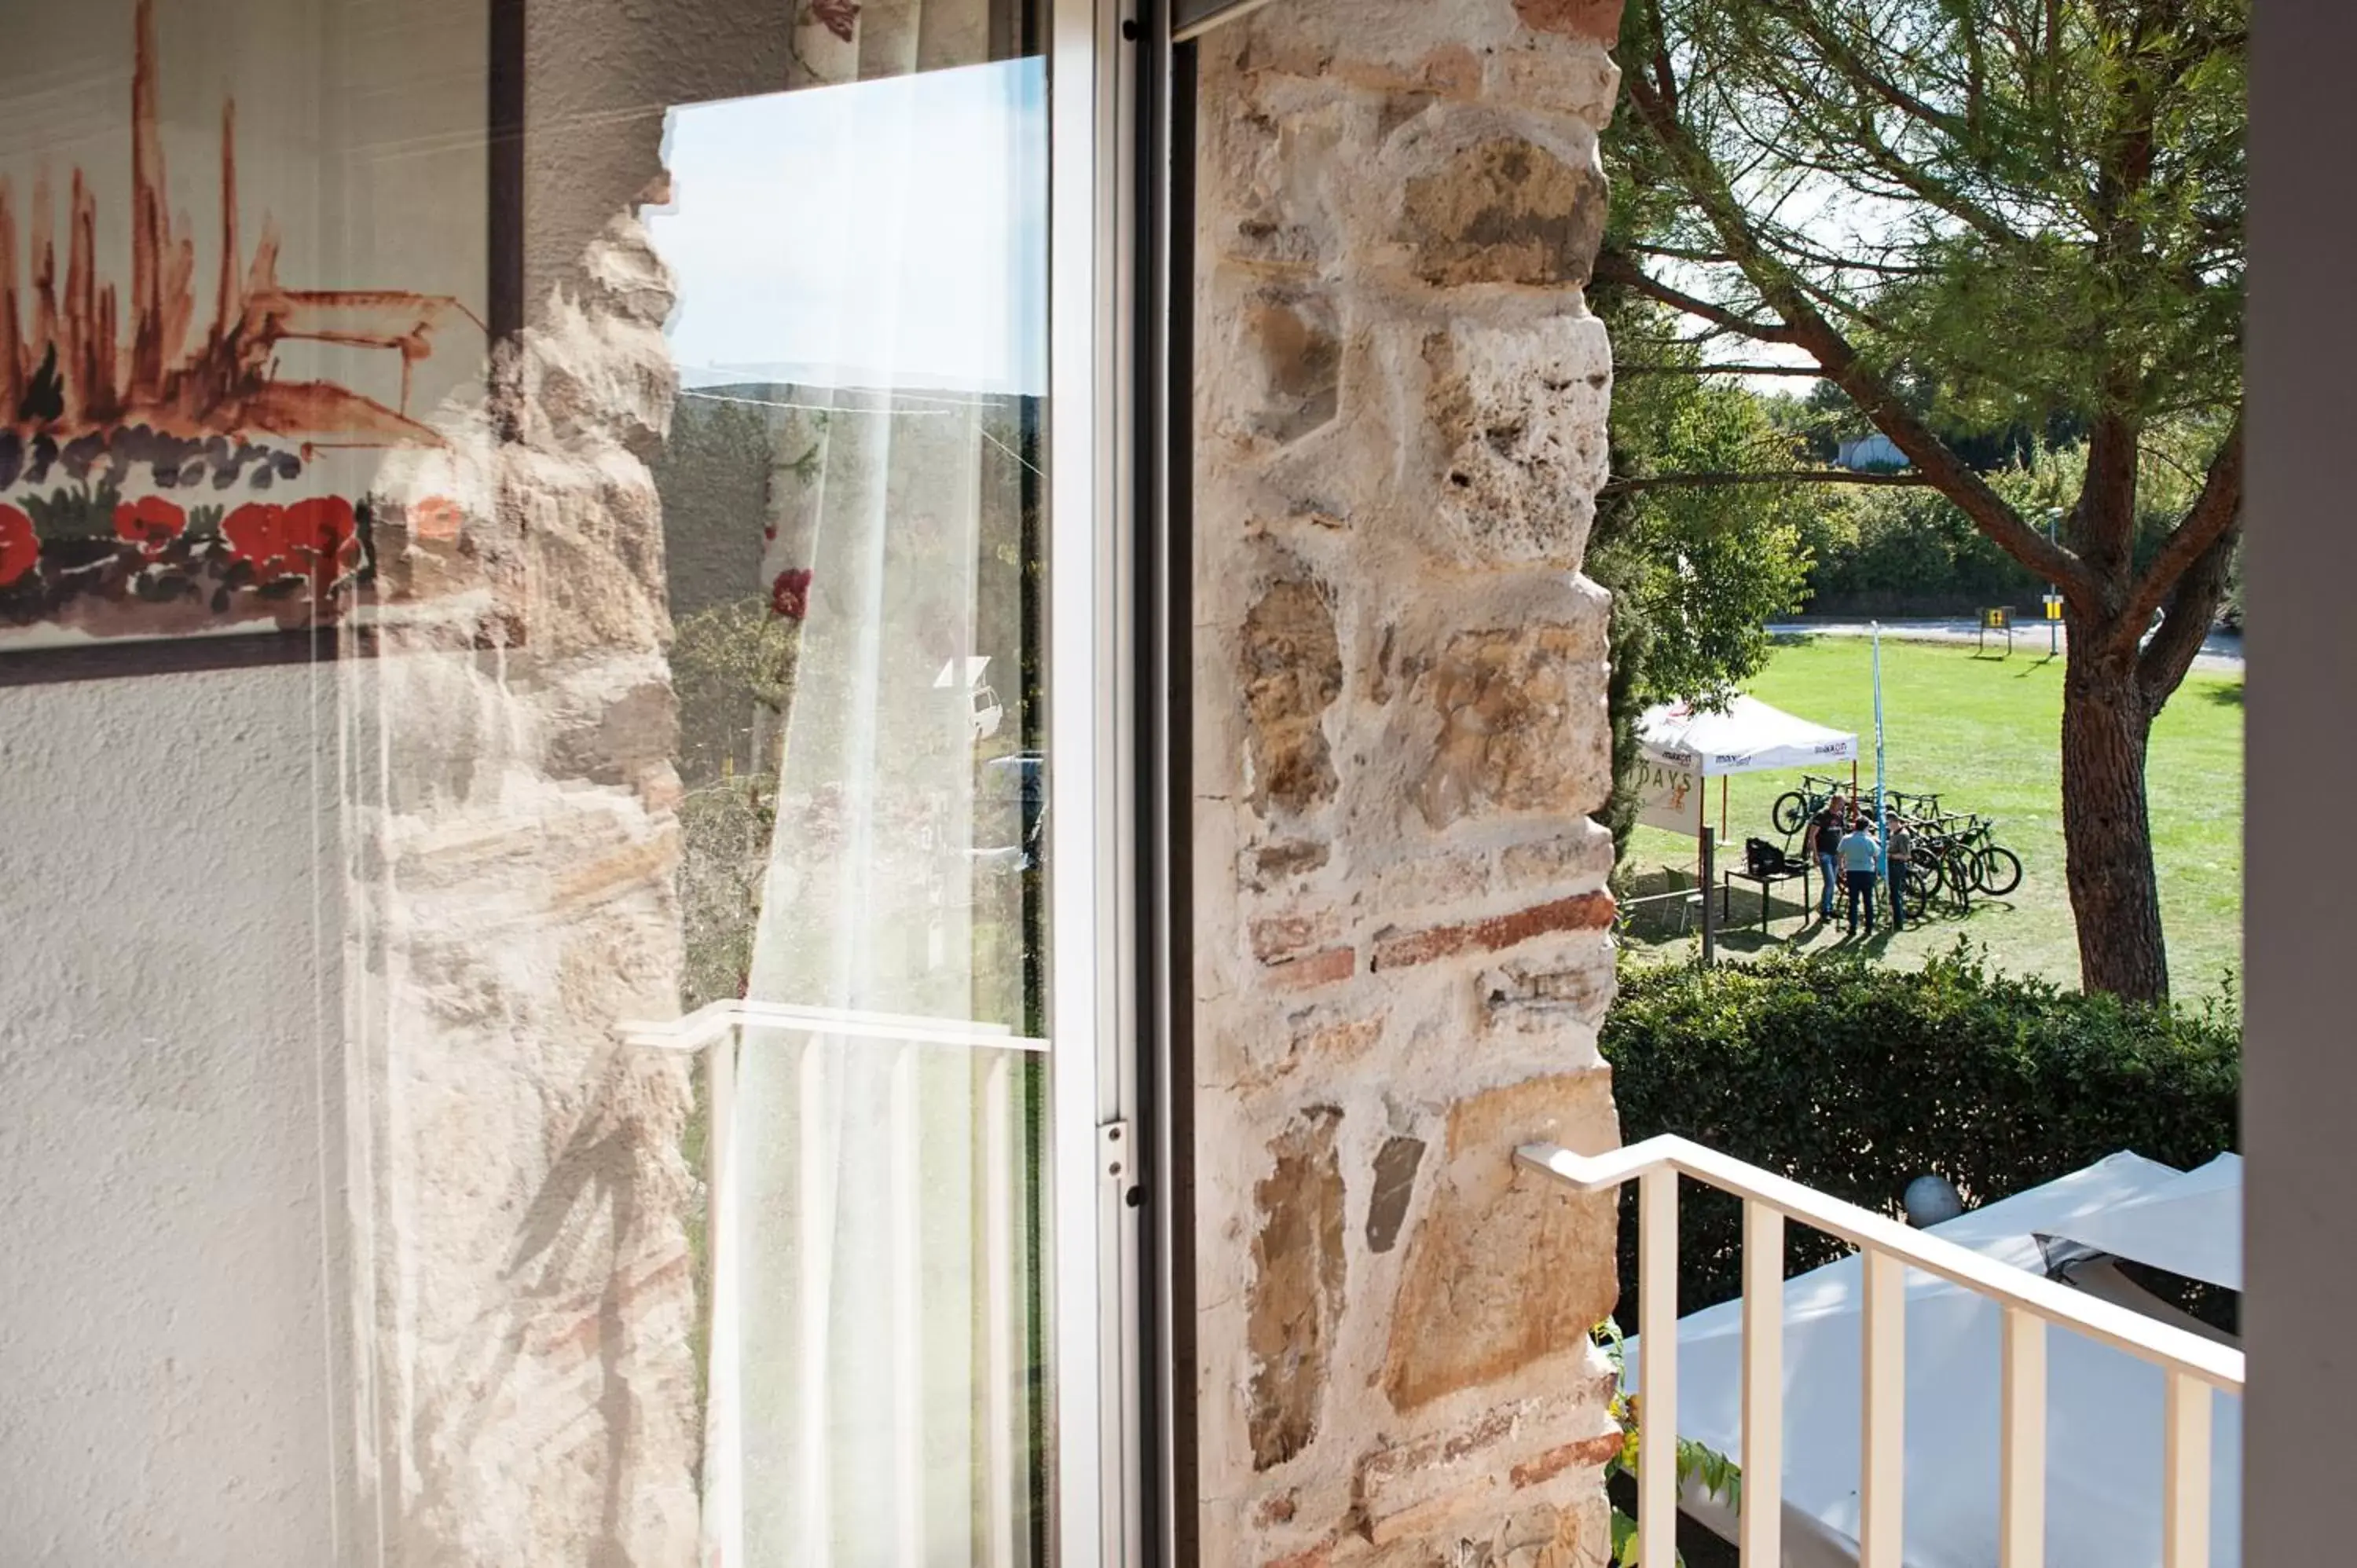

772,566,814,621
0,505,36,588
223,502,296,577
113,496,186,556
224,496,360,587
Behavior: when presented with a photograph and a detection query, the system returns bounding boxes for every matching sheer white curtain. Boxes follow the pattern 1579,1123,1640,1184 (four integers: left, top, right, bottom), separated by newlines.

662,32,1048,1568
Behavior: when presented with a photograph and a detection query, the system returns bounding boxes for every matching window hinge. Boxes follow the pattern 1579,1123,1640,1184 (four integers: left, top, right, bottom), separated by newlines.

1099,1119,1134,1186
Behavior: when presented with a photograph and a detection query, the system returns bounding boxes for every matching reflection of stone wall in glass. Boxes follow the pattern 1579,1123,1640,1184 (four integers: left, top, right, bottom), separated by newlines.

343,198,701,1564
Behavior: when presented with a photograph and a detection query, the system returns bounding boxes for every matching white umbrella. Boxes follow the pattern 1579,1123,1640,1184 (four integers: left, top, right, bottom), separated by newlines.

1628,1152,2242,1567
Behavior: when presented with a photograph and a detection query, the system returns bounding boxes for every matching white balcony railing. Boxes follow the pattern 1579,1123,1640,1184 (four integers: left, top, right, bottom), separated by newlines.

1517,1136,2245,1568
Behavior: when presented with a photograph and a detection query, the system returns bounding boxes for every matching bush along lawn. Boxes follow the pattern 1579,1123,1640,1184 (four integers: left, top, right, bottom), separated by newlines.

1618,636,2245,1000
1600,945,2242,1326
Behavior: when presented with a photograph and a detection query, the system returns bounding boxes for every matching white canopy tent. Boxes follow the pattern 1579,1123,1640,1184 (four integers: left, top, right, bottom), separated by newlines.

1635,694,1860,840
2039,1152,2243,1293
1628,1152,2244,1568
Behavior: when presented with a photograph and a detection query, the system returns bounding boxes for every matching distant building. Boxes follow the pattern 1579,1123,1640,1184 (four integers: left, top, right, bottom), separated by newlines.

1836,432,1909,471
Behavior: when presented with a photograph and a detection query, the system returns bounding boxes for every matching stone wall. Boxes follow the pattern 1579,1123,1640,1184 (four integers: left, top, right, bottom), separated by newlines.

1192,2,1629,1564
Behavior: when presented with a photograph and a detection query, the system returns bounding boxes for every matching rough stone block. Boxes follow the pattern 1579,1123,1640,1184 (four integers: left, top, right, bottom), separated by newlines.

1498,826,1615,889
1413,621,1611,830
1288,1006,1388,1068
1486,46,1623,128
1423,315,1611,568
1479,937,1618,1032
1242,569,1345,819
1249,1108,1350,1471
1365,1134,1428,1254
1382,1070,1619,1411
1398,133,1605,289
1373,849,1493,914
1249,838,1334,889
1244,286,1346,446
1198,79,1347,271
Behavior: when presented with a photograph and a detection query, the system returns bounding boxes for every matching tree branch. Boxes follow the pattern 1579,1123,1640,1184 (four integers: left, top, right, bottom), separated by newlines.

2136,516,2240,710
2112,412,2245,661
1615,363,1827,378
1599,470,1938,496
1595,249,1798,344
1617,52,2095,600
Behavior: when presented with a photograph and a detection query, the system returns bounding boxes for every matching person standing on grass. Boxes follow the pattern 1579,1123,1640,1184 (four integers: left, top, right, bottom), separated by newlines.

1809,798,1844,920
1887,817,1915,932
1839,815,1882,935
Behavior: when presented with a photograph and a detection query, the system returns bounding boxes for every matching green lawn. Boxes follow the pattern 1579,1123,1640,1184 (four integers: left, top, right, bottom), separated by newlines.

1621,636,2245,999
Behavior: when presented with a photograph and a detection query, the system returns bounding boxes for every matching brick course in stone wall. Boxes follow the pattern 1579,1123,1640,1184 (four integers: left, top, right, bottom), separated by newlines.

1193,4,1626,1565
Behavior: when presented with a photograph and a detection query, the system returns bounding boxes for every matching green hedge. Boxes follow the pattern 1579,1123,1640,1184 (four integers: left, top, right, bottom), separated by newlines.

1600,947,2241,1321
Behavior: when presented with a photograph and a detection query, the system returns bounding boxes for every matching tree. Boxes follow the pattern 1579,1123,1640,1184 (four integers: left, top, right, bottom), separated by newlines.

1589,293,1815,864
1604,0,2245,1001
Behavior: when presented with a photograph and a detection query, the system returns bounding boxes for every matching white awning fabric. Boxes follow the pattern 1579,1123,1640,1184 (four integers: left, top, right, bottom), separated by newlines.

2040,1152,2243,1291
1637,694,1859,779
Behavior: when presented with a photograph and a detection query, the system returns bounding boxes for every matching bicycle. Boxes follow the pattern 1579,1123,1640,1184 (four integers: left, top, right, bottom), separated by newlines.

1772,773,1857,836
1949,814,2024,897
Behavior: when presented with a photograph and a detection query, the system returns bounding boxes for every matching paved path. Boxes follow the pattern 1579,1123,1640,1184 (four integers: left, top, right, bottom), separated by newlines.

1769,617,2245,672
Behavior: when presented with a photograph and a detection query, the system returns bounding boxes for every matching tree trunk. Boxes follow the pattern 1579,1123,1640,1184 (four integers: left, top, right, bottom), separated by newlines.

2059,643,2170,1002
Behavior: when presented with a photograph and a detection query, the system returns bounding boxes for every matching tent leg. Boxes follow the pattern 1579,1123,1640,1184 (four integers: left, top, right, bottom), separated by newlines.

1700,826,1717,967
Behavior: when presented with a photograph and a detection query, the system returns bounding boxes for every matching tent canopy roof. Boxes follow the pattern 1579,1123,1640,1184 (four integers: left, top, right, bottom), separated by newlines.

1637,693,1859,779
2039,1151,2243,1291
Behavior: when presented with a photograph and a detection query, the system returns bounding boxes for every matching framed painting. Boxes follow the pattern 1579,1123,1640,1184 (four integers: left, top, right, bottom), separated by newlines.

0,0,522,684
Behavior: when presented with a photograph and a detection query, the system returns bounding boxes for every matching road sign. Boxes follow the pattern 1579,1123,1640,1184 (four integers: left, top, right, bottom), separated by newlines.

1978,606,2014,658
2043,595,2063,621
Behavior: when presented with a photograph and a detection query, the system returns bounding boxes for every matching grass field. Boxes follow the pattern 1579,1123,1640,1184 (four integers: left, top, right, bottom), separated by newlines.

1621,636,2245,999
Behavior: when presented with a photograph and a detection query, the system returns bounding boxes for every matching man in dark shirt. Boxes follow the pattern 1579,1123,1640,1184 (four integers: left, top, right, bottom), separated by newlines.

1808,800,1842,919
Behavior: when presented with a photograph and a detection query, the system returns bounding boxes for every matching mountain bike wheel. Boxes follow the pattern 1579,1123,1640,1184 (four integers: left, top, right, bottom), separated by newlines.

1936,848,1973,901
1978,845,2024,898
1772,792,1809,835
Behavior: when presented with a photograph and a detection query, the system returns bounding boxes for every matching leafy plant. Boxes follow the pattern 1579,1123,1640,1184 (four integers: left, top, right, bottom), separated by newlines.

1594,1318,1742,1567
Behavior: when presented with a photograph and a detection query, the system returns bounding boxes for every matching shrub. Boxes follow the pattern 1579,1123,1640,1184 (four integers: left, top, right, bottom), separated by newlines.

1600,945,2241,1321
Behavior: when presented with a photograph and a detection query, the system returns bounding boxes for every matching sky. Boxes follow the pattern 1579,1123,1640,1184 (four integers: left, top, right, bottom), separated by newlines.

645,58,1048,396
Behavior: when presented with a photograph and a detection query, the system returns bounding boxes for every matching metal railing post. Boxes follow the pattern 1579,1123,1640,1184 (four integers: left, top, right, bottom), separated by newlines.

1860,1251,1907,1568
1638,1170,1681,1567
1740,1201,1784,1566
2000,1309,2047,1568
2163,1372,2213,1568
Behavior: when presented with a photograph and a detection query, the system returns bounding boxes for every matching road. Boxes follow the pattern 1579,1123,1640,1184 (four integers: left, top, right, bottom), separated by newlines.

1768,617,2245,672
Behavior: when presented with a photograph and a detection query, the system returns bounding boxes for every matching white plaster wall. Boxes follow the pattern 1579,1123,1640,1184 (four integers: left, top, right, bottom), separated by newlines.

0,664,349,1566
